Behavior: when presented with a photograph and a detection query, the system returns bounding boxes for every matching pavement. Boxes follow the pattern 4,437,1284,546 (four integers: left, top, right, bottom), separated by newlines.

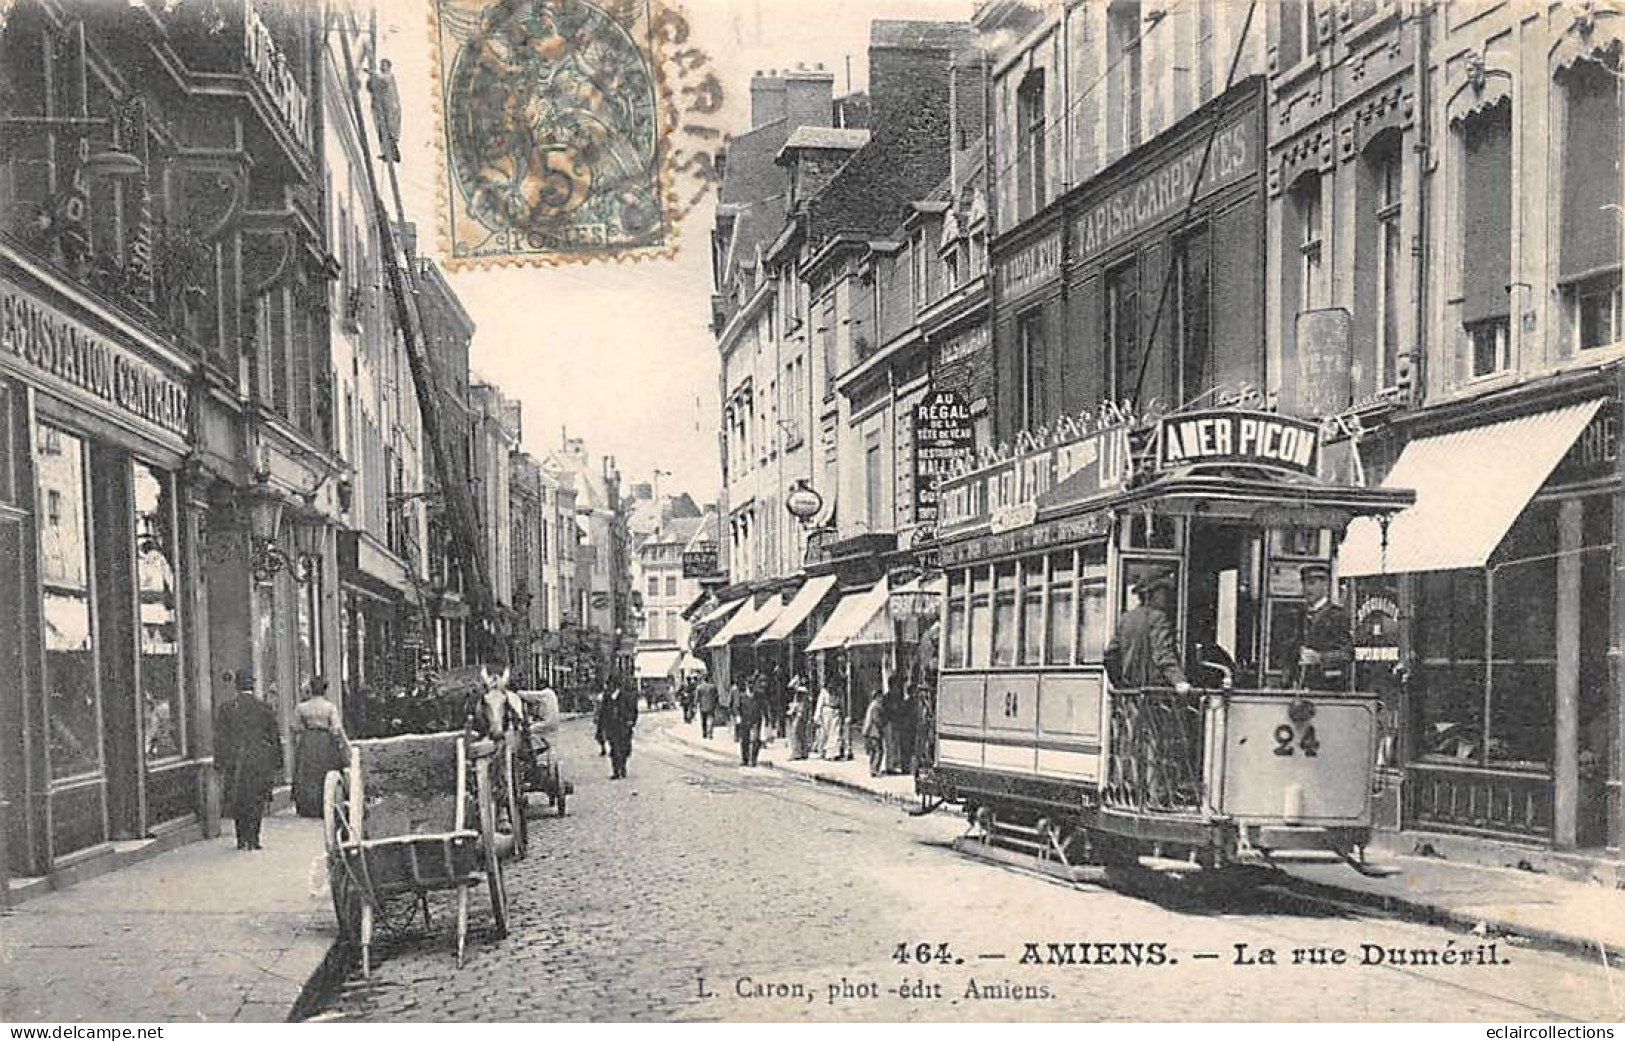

662,714,1625,963
0,810,336,1023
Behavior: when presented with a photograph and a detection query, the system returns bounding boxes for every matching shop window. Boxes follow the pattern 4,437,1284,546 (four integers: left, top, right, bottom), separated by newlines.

1016,69,1046,221
1019,309,1047,431
1106,262,1140,401
1459,98,1513,377
1560,57,1622,352
133,461,182,763
946,569,969,668
1176,226,1212,404
1020,556,1045,665
969,567,992,668
1076,544,1110,664
1046,550,1076,665
992,562,1018,666
37,424,102,781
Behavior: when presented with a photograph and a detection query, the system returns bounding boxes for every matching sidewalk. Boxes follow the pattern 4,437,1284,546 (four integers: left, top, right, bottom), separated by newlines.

660,718,1625,961
0,811,336,1022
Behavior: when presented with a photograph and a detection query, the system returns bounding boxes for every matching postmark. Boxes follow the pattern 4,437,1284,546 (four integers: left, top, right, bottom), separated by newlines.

431,0,722,267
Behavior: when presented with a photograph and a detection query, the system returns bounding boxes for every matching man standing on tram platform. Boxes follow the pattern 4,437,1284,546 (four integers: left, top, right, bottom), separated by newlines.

1104,571,1191,693
1296,563,1354,691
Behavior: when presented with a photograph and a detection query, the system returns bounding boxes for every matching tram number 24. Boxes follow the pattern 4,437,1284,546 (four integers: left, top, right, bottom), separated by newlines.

1273,721,1321,757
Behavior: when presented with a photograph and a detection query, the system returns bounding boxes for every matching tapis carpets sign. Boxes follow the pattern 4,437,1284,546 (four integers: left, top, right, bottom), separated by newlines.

913,391,976,526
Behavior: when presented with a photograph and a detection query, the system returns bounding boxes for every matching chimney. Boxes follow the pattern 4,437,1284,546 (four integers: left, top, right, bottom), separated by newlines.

783,68,836,131
868,22,971,132
750,70,787,128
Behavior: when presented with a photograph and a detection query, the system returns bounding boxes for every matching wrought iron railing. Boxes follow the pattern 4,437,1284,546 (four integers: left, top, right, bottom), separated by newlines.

1104,687,1207,814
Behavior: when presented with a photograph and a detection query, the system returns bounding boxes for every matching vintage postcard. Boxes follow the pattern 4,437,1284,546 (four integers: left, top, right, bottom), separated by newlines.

0,0,1623,1029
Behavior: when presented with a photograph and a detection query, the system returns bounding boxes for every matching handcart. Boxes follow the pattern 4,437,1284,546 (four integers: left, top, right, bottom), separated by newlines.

322,731,516,977
516,689,572,817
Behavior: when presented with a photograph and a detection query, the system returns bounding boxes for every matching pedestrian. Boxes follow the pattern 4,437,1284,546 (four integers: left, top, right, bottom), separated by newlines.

592,687,610,756
717,679,736,731
815,682,841,761
751,672,774,748
215,668,283,851
862,693,886,776
1103,571,1190,693
291,675,347,818
696,675,719,739
735,680,763,766
1296,563,1353,691
595,683,638,780
679,678,696,724
786,682,809,760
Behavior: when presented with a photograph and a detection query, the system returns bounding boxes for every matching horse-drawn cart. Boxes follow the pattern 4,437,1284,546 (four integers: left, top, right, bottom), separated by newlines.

515,689,572,816
322,731,517,977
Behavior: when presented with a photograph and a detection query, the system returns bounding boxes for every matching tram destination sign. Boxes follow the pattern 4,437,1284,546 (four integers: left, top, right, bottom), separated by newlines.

1156,409,1321,476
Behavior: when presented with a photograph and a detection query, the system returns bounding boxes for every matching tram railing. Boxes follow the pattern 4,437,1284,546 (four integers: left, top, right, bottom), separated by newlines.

1103,687,1208,815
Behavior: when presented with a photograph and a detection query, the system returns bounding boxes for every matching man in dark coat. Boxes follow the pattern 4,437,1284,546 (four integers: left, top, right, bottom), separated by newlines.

1104,571,1191,693
595,684,638,779
215,669,283,851
1296,563,1354,691
735,681,763,766
695,676,719,739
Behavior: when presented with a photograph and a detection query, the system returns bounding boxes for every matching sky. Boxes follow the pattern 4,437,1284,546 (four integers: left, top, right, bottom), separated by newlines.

376,0,973,505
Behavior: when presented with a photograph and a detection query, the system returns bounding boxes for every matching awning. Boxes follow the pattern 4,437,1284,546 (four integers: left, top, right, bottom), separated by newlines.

697,597,745,627
806,577,891,652
706,594,786,647
1340,398,1605,577
757,574,839,643
635,649,682,679
677,653,709,674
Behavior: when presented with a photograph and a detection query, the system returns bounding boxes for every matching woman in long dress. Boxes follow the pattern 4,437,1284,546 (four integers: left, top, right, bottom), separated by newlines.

292,676,347,818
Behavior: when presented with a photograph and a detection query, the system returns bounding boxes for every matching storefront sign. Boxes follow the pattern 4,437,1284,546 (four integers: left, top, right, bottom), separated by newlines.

245,1,312,145
681,543,719,578
938,324,989,366
940,422,1131,534
1072,114,1255,264
940,511,1112,567
1354,590,1402,663
997,229,1061,301
1553,402,1620,484
1287,309,1353,418
1157,409,1320,475
913,391,976,526
0,279,189,437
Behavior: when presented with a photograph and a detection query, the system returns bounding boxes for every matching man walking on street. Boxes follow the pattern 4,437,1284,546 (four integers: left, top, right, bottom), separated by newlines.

595,682,639,780
696,675,718,739
735,680,763,767
215,668,283,851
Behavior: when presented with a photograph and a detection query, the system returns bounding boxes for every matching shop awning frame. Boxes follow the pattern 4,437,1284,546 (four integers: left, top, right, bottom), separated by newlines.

634,648,682,679
806,578,891,652
1340,398,1606,577
757,574,839,643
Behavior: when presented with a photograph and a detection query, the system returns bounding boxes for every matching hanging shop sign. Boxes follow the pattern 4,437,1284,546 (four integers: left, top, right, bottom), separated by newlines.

939,420,1132,535
0,277,189,437
913,390,977,527
1286,308,1353,419
681,542,720,578
1156,409,1320,476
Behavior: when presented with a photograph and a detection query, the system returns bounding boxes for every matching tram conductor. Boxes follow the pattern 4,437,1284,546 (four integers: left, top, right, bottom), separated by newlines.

1104,571,1191,694
1295,563,1353,691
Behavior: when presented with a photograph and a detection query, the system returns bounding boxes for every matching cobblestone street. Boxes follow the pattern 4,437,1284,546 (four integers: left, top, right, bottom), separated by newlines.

309,715,1625,1022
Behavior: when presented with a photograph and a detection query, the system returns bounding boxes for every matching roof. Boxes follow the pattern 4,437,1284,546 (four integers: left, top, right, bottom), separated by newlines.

779,126,870,156
870,20,975,51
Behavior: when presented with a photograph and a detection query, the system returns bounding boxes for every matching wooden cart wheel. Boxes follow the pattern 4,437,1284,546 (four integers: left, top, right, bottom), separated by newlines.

551,764,567,817
322,772,362,942
475,751,510,939
504,739,528,859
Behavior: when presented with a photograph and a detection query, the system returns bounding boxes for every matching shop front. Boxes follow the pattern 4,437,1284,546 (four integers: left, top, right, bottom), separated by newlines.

1342,386,1622,852
0,256,208,878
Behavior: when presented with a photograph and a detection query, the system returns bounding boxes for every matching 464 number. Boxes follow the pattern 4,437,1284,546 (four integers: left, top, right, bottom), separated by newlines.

892,942,960,966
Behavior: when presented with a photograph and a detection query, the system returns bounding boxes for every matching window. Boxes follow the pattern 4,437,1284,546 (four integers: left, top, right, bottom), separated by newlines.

665,575,677,597
1019,309,1047,431
648,612,663,640
1176,227,1212,404
1561,58,1622,351
1020,557,1045,665
944,246,962,290
1460,98,1513,377
1106,263,1140,400
1196,0,1214,102
1075,544,1110,664
647,575,659,596
134,461,183,763
820,296,838,397
865,434,885,531
1276,0,1318,71
910,230,929,312
946,569,969,668
37,424,101,781
1017,70,1046,220
969,567,992,668
1046,551,1076,665
1373,139,1403,386
1294,174,1324,311
1109,1,1143,156
992,562,1019,666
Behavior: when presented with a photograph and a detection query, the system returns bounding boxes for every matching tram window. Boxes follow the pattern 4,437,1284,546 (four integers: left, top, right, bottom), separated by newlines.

969,567,993,668
1020,557,1046,665
1121,512,1179,551
1046,551,1076,665
945,569,969,669
1077,578,1110,663
992,562,1019,667
1270,528,1328,559
1267,601,1306,681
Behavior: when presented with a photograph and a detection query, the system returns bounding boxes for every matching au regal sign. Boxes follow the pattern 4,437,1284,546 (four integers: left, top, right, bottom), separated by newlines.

1156,409,1320,475
913,391,976,526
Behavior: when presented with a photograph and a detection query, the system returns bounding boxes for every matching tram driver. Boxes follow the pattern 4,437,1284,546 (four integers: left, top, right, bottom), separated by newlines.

1104,570,1191,694
1295,563,1354,691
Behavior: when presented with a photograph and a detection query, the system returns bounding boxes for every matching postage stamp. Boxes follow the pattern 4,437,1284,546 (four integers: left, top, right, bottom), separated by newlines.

430,0,682,267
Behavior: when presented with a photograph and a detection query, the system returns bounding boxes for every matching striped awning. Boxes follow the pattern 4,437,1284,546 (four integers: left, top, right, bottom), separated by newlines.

806,578,891,652
706,594,786,647
635,648,682,679
1340,398,1605,577
757,575,839,643
696,597,745,627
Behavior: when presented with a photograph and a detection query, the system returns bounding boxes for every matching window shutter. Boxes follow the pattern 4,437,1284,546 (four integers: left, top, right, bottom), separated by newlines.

1066,273,1103,414
1461,101,1513,324
1210,199,1263,392
1560,61,1621,283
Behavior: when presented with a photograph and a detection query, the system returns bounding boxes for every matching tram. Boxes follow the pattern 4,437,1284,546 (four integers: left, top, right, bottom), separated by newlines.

917,403,1415,876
